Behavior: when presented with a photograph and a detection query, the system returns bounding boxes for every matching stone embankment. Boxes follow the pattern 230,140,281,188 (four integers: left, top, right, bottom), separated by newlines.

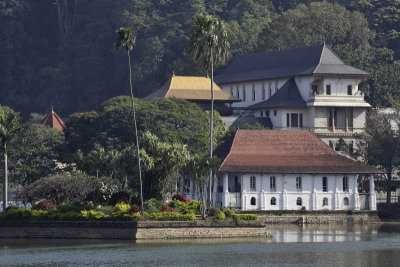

237,210,380,224
0,220,270,240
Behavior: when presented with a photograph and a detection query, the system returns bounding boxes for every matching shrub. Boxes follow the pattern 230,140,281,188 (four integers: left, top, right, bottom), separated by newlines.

216,211,226,220
207,207,219,217
57,203,81,213
1,208,32,220
80,210,109,220
182,213,196,221
188,200,200,213
223,209,235,218
172,193,189,203
17,173,94,204
149,212,182,221
129,204,140,213
231,214,258,221
109,191,130,206
86,176,121,204
123,212,141,220
143,198,165,213
160,205,174,212
112,202,131,218
35,200,57,211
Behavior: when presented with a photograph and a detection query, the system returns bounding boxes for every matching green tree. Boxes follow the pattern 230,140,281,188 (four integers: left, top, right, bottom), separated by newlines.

0,105,21,210
115,27,144,210
8,123,64,185
357,103,400,205
189,14,229,207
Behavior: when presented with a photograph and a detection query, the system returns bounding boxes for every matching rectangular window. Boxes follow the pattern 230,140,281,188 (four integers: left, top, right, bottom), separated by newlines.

323,177,328,192
269,88,272,98
242,85,246,101
252,83,255,101
250,176,256,191
260,111,263,117
230,85,233,96
236,85,239,98
343,177,349,192
291,113,298,127
286,113,290,127
299,113,303,128
274,110,277,116
270,176,276,191
347,85,352,95
296,177,302,190
326,84,331,95
265,110,270,117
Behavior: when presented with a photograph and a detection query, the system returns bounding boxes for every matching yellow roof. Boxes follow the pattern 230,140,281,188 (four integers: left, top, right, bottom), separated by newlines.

144,76,240,102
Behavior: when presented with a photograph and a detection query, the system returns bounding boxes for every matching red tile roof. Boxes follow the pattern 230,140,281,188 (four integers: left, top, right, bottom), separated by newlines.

42,109,65,132
219,130,382,174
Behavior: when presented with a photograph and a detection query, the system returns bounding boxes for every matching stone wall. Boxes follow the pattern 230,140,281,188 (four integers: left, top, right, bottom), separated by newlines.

240,210,380,224
0,221,270,240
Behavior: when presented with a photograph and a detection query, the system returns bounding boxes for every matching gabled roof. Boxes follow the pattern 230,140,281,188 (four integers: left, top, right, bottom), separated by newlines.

214,44,371,84
219,130,382,174
144,75,240,102
42,108,65,132
247,78,306,109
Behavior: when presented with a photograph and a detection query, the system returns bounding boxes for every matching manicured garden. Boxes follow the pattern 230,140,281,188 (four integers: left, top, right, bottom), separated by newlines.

0,194,258,222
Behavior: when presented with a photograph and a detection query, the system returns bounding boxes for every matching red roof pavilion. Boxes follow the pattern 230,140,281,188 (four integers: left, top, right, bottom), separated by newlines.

219,130,382,174
41,107,65,132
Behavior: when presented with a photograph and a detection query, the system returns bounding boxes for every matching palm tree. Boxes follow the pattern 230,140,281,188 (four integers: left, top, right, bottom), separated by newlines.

189,14,229,207
0,106,20,211
115,27,144,210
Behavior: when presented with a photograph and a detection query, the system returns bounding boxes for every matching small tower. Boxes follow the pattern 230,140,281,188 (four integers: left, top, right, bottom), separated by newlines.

41,106,65,132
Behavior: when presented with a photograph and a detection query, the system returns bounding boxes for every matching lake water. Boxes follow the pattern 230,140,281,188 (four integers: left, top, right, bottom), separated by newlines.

1,224,400,266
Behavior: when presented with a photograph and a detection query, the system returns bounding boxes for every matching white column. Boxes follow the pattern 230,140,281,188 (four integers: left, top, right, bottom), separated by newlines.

241,174,246,210
282,175,287,210
334,175,340,210
222,173,229,208
212,179,218,207
353,175,360,210
369,175,377,211
312,175,317,210
260,174,264,210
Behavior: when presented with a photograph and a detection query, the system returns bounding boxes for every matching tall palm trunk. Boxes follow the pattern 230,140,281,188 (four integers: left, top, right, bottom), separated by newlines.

209,48,214,208
128,52,144,210
2,147,7,211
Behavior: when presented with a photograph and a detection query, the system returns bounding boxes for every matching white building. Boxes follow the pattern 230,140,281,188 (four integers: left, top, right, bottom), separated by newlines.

214,44,371,150
211,130,381,211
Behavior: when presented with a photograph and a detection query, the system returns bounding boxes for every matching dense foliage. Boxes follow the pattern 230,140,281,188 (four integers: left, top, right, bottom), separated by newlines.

2,1,398,118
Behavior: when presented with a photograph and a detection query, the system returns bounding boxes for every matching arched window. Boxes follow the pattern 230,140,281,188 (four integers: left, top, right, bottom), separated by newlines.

270,197,276,205
251,197,256,206
343,177,349,192
343,197,349,206
296,197,302,206
323,197,328,206
270,176,276,191
250,176,256,191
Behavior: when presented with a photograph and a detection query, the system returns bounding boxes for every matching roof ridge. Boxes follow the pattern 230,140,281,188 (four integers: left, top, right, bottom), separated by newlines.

312,43,325,74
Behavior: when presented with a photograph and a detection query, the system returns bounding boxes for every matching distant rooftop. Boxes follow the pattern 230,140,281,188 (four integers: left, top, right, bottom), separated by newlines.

219,130,381,174
42,107,65,132
247,78,306,109
215,44,371,84
144,75,240,102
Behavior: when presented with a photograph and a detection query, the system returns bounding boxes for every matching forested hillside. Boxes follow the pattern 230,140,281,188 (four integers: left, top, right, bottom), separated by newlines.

1,0,399,117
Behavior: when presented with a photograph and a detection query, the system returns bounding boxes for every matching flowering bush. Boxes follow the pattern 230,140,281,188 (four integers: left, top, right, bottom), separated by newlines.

35,200,57,211
129,204,140,213
160,205,174,212
172,193,189,203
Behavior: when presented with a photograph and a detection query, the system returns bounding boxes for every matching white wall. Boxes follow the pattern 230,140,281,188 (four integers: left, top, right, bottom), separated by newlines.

233,173,361,211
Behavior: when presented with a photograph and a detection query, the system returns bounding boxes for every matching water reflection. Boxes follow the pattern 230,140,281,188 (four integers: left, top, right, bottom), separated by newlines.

0,224,400,266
